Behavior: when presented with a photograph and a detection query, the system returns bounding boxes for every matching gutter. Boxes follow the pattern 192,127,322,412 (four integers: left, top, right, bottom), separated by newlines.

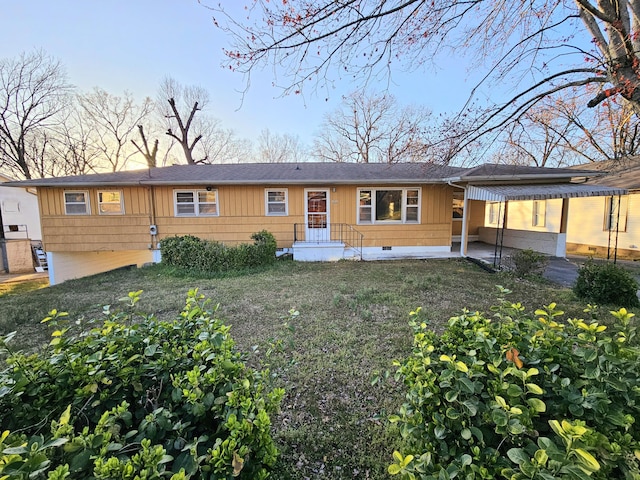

6,178,449,188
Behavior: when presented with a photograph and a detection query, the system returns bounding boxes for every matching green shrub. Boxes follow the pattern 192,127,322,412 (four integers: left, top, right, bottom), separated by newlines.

389,289,640,479
508,249,548,278
574,260,639,307
0,290,284,479
160,231,277,273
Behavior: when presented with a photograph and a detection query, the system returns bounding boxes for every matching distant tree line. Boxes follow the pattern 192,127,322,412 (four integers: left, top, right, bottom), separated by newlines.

2,49,638,179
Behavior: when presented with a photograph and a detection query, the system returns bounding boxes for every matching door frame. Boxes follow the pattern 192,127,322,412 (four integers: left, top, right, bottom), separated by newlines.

304,188,330,242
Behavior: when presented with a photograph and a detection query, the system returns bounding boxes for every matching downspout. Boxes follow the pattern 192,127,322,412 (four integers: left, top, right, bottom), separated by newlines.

448,181,468,257
148,186,157,250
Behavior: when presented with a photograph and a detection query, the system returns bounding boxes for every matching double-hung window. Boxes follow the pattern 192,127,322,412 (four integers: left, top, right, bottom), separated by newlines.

532,200,546,227
64,191,90,215
357,188,421,224
265,189,288,216
488,202,503,226
97,190,124,215
174,190,219,216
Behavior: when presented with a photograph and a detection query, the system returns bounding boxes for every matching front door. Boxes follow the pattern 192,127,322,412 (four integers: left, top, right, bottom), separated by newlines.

305,189,330,242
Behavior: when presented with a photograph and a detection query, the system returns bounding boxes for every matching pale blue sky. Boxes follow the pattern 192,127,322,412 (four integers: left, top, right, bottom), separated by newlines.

1,1,490,148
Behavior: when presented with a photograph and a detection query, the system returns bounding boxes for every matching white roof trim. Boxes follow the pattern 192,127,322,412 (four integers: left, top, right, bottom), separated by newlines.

466,184,628,202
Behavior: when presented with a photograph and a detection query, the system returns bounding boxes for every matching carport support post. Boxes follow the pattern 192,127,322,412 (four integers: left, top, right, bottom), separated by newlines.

0,209,6,273
460,188,470,257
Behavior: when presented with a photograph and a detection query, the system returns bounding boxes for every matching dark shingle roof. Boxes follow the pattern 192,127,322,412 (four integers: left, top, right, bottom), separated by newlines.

5,162,604,188
570,157,640,190
458,163,600,181
8,162,468,187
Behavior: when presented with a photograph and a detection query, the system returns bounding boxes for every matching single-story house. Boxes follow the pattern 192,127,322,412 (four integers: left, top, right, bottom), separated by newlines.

0,174,43,273
7,162,626,284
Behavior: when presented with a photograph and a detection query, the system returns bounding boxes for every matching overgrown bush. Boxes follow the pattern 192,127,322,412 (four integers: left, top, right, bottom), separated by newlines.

507,249,548,278
574,260,639,307
0,290,284,479
389,288,640,479
160,231,278,273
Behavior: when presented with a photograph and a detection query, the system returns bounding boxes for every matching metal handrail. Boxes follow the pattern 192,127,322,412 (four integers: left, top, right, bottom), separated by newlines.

294,223,363,260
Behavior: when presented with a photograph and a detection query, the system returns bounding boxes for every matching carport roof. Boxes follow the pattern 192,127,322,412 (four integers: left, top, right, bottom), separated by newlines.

466,183,628,202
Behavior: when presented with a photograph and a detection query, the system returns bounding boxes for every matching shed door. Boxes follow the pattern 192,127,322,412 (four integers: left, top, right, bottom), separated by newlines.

305,189,330,242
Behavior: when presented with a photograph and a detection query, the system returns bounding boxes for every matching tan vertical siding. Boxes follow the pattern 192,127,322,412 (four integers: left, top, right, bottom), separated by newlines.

40,183,455,252
39,186,152,252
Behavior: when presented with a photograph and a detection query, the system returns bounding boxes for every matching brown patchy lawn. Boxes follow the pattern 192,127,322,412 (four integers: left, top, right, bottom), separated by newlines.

0,258,608,479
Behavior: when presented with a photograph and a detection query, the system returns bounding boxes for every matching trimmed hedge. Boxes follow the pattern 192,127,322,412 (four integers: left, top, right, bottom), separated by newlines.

574,259,639,308
0,290,284,479
160,231,278,272
388,289,640,479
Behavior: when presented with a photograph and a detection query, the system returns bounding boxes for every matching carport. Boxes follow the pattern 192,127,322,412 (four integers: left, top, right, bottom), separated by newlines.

457,183,628,266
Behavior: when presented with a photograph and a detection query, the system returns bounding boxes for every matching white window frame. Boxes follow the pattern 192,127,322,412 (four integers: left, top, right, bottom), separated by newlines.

174,189,219,217
532,200,546,227
357,188,421,225
265,189,288,216
97,190,124,215
488,202,503,226
64,190,90,215
604,195,628,232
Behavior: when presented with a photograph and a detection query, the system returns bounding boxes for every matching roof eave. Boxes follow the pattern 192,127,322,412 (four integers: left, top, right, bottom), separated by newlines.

12,178,447,188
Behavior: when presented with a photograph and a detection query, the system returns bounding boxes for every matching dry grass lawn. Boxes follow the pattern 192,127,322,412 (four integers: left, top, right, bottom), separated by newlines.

0,258,605,479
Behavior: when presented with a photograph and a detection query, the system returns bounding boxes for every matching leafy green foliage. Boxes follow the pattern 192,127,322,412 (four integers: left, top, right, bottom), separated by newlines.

160,230,277,273
389,289,640,479
508,249,548,278
574,260,640,308
0,290,284,479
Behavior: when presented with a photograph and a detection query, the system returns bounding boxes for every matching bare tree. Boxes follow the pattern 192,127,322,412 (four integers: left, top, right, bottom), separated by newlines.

158,77,210,165
497,100,579,167
196,116,253,163
29,112,102,178
256,128,305,162
557,97,640,162
0,50,73,179
313,91,431,163
496,95,640,165
78,87,153,172
132,125,159,168
208,1,640,159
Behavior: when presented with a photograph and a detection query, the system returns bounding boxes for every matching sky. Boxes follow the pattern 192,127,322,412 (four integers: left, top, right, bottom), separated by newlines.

0,0,481,151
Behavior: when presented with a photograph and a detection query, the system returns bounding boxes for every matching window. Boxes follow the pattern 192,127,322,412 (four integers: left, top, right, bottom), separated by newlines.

97,190,123,215
265,189,288,216
357,188,420,224
64,191,90,215
174,190,219,216
452,196,464,220
488,202,503,226
532,200,546,227
604,195,628,232
359,190,372,223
